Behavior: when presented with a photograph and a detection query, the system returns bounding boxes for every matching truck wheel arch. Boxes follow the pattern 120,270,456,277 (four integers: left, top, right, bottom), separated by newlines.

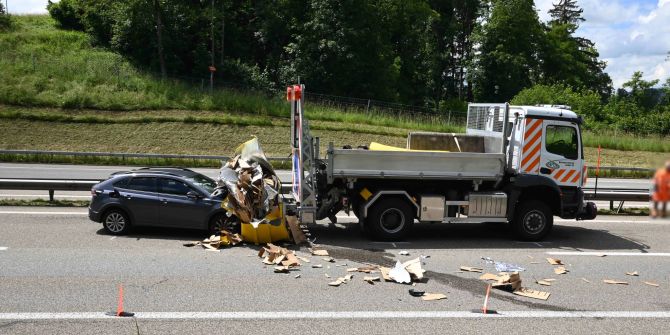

508,174,562,218
362,190,419,219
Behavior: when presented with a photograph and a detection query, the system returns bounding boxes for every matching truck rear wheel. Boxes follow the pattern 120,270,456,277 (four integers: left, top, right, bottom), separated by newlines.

367,198,413,241
513,200,553,241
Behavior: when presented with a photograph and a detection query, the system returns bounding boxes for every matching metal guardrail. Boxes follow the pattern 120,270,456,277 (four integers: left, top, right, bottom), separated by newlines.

583,188,650,202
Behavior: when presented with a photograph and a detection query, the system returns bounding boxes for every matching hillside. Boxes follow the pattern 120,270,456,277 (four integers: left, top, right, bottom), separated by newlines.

0,15,667,171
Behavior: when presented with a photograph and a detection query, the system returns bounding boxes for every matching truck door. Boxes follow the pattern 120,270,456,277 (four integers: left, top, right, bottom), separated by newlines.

540,121,583,188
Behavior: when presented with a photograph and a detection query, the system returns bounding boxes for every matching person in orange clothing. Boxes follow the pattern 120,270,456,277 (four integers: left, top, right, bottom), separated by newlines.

651,160,670,218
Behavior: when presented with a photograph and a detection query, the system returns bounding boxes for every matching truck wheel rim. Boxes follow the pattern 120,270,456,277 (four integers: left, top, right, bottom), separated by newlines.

379,208,404,234
105,213,125,233
523,211,544,233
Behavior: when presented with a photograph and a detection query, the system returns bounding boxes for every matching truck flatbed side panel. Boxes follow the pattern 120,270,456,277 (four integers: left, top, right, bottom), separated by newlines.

328,149,505,180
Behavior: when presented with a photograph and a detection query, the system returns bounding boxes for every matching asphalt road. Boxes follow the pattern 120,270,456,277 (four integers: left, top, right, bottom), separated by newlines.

1,208,669,333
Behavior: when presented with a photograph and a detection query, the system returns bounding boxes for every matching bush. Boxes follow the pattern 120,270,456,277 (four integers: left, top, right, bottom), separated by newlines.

46,0,84,30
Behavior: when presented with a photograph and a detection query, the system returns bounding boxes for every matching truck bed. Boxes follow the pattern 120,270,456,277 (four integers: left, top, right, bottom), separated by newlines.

327,148,506,181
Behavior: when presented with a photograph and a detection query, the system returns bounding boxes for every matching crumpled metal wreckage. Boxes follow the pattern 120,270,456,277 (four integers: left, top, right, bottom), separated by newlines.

213,137,291,244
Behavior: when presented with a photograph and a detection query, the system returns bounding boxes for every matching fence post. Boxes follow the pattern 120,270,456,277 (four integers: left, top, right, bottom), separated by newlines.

447,110,452,125
366,99,371,114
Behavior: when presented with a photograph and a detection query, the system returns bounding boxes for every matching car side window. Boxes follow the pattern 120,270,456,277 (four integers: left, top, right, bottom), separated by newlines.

159,178,193,196
125,177,157,192
112,177,129,188
545,125,578,160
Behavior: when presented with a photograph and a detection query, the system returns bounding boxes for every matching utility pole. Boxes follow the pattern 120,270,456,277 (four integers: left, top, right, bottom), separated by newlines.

209,0,215,94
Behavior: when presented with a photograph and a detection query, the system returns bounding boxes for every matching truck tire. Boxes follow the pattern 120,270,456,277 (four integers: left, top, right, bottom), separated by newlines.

513,200,553,241
367,198,414,241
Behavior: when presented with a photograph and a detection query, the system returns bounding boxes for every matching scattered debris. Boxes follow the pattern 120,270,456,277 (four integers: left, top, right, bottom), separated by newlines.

364,276,380,284
546,258,564,265
380,267,392,281
494,262,525,273
322,257,335,263
422,293,447,301
479,273,501,281
536,280,552,286
325,274,331,278
274,266,290,273
389,261,412,284
347,266,378,273
603,279,629,285
542,278,556,282
581,278,592,283
460,266,484,273
399,251,410,256
491,272,522,292
409,289,425,297
554,267,568,275
311,249,329,256
513,288,550,300
596,254,607,257
625,271,639,276
312,264,323,268
298,256,311,263
295,274,301,279
328,274,354,287
643,281,660,287
184,230,244,251
403,258,426,281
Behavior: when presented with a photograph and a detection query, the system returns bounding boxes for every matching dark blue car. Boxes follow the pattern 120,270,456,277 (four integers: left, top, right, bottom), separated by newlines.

89,167,235,235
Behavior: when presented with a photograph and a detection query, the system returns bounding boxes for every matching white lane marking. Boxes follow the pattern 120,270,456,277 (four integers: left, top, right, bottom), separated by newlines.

0,247,7,251
0,211,87,215
2,311,670,320
547,251,670,257
555,219,650,224
0,194,90,198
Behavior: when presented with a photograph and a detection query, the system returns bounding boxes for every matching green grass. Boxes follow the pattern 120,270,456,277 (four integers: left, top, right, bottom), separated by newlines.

583,131,670,153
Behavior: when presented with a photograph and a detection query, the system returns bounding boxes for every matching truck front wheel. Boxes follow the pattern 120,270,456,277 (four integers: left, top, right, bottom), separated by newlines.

367,198,414,241
513,200,553,241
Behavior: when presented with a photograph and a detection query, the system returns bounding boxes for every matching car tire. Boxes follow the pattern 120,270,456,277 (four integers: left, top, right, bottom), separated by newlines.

102,208,131,235
512,200,553,241
208,213,240,235
367,198,414,241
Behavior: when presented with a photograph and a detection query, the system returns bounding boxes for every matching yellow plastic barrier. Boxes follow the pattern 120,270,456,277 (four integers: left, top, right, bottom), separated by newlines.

240,203,290,244
368,142,447,152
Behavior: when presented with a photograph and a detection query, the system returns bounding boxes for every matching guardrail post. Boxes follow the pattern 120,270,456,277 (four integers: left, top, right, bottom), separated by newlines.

49,189,54,202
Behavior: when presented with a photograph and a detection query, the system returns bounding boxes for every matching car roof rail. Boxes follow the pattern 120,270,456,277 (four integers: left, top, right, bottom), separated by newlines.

135,166,195,172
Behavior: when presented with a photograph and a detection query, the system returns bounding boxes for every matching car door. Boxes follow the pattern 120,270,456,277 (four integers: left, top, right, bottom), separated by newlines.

157,177,211,229
540,121,583,188
117,177,160,226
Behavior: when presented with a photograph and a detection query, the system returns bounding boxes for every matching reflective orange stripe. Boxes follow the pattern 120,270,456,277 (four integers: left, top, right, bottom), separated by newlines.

521,143,541,168
523,129,542,153
561,170,576,183
524,119,542,138
570,172,581,183
525,156,541,172
554,169,566,179
583,166,588,184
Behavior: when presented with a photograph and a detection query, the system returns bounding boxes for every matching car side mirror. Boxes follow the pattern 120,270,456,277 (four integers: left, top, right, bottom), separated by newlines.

186,191,201,199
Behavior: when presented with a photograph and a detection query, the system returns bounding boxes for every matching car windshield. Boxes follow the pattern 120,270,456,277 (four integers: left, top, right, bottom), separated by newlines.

187,173,217,194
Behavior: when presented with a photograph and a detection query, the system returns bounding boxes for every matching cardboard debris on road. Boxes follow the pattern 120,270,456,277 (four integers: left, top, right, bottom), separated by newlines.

380,267,392,281
460,266,483,273
546,258,564,265
322,257,335,263
603,279,629,285
643,281,660,287
554,267,568,275
389,261,412,284
513,288,550,300
329,274,354,287
403,258,426,281
347,266,378,273
625,271,639,276
479,273,502,281
312,264,323,268
581,278,592,283
536,280,552,286
399,251,410,256
492,272,522,292
311,249,329,256
184,229,244,251
421,293,447,301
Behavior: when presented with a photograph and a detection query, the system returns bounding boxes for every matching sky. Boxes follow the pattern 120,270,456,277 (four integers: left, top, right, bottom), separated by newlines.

5,0,670,88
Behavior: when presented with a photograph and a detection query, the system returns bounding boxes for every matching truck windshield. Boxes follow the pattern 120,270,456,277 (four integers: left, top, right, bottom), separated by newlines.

545,125,578,159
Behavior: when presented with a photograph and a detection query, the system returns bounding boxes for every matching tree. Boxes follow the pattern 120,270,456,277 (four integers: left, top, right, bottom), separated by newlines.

543,0,612,98
0,2,10,29
472,0,544,101
622,71,660,109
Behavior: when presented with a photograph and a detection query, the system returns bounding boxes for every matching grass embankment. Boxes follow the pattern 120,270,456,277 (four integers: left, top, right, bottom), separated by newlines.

0,199,89,207
0,15,668,175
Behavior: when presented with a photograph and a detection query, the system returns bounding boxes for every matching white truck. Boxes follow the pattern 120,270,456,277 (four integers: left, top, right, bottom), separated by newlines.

287,85,597,241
